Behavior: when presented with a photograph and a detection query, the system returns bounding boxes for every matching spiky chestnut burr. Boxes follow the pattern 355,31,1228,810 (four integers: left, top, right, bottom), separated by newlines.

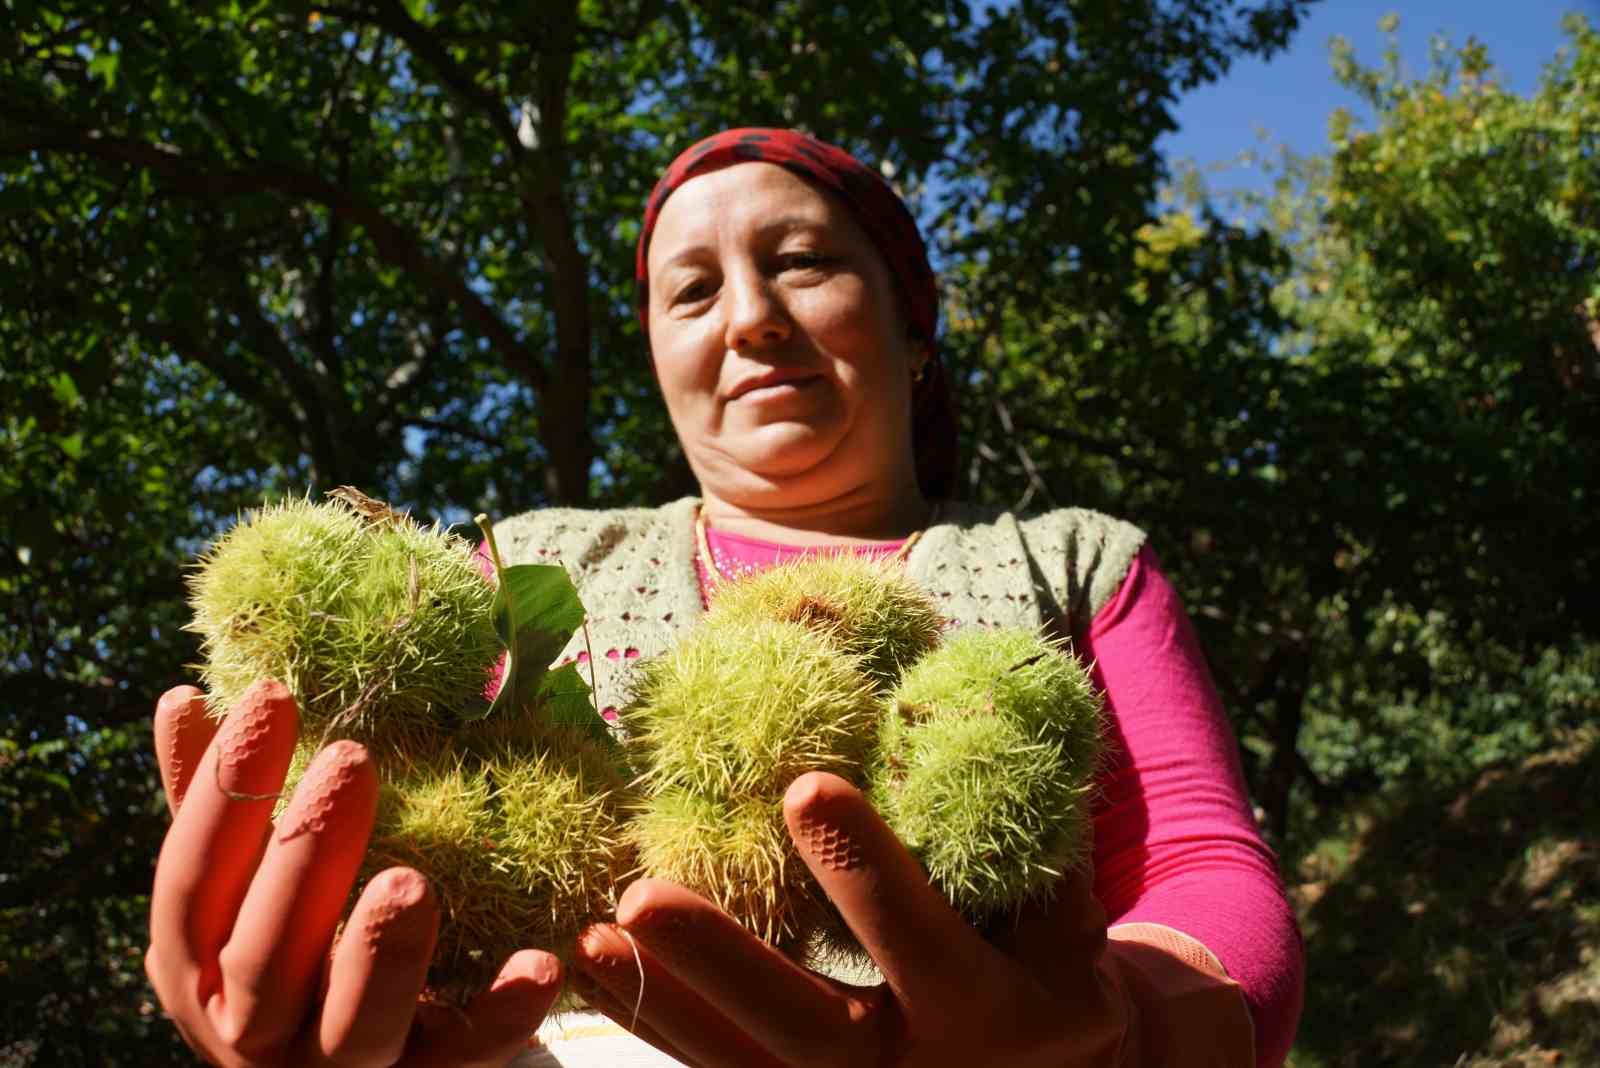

360,717,634,1001
622,616,880,947
193,491,630,1003
868,626,1103,927
704,553,945,688
186,493,502,748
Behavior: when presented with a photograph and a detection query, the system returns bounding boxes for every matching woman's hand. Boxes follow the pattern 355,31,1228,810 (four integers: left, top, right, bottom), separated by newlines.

570,771,1131,1067
144,679,562,1068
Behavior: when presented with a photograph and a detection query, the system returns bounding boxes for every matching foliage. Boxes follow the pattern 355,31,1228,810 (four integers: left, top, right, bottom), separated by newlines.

1300,613,1600,788
0,728,175,1065
1285,725,1600,1067
1043,14,1600,836
6,1,1599,1062
1271,13,1600,640
1255,15,1600,821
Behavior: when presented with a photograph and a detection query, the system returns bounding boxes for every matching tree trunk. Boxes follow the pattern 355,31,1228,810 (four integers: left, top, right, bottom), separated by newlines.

523,1,594,506
1260,645,1311,839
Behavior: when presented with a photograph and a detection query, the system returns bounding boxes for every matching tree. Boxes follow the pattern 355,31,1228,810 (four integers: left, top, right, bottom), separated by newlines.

0,2,1315,1061
1268,15,1600,798
1203,15,1600,824
944,14,1600,836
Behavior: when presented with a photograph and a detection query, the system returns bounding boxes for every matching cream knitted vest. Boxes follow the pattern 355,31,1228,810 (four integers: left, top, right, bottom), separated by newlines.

492,496,1146,716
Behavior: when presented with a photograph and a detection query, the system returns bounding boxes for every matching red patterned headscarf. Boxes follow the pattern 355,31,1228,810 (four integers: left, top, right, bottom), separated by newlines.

635,128,959,500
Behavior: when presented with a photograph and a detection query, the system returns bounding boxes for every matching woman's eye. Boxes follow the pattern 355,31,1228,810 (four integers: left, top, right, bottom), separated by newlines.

674,280,713,304
781,252,831,272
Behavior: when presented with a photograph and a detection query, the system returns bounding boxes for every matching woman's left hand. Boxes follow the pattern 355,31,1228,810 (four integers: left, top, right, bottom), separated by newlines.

571,771,1129,1067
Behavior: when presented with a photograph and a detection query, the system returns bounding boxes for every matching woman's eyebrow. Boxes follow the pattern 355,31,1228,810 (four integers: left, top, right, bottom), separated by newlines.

657,215,832,272
659,246,712,272
756,215,829,239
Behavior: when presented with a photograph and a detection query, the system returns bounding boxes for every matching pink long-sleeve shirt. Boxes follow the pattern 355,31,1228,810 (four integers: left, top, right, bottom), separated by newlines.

696,527,1305,1066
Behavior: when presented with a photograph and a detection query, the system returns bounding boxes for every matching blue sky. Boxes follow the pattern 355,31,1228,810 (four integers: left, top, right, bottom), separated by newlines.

1160,1,1597,197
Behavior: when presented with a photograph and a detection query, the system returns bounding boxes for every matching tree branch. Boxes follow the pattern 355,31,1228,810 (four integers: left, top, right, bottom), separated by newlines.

3,126,549,394
139,319,306,455
316,1,524,161
312,147,351,382
1008,416,1188,481
991,396,1058,512
202,245,353,485
374,303,453,416
512,0,594,503
0,669,155,729
401,416,499,446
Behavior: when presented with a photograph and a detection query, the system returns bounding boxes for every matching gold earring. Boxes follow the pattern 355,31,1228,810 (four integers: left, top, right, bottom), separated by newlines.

912,363,928,385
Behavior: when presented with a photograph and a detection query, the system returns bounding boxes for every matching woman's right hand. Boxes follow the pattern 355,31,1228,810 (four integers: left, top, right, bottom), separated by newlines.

145,679,562,1067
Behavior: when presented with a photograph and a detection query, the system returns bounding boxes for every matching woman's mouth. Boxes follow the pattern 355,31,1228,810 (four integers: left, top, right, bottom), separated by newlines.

728,372,823,402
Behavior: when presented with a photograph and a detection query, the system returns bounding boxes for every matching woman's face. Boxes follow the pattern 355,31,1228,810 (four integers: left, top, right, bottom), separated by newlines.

645,162,924,508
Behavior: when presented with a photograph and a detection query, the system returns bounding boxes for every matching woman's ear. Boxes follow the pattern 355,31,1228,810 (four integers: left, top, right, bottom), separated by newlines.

909,340,932,385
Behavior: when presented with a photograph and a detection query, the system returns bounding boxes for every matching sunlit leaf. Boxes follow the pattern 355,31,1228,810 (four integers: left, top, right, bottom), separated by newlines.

473,516,609,740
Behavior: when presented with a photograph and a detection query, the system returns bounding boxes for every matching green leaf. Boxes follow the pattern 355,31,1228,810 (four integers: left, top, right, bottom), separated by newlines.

58,433,84,460
474,516,610,740
493,560,583,657
50,372,81,407
536,661,614,746
89,51,120,90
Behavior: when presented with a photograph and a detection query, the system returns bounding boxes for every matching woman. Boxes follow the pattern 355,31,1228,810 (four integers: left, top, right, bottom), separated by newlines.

146,129,1303,1067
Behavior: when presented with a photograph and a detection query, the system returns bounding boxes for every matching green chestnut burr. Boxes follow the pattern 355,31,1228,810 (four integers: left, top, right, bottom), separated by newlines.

869,626,1104,925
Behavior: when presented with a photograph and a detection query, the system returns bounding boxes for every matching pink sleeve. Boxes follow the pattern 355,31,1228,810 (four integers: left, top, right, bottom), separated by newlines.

1081,545,1304,1068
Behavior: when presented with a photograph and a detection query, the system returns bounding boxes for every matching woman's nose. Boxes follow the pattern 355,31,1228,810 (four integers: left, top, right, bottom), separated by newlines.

723,269,791,352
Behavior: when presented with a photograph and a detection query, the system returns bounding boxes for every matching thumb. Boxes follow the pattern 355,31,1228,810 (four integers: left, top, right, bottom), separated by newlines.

783,771,998,1011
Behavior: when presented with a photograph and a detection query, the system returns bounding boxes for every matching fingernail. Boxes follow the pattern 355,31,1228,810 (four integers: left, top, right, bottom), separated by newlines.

276,739,370,841
519,952,562,990
215,680,298,798
578,923,624,960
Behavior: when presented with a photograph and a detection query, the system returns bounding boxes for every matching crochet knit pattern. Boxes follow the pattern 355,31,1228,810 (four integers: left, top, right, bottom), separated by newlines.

491,496,1146,720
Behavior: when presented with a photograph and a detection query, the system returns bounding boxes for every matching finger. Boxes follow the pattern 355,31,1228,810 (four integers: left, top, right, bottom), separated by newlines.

568,932,700,1067
405,950,563,1068
310,867,438,1065
567,978,691,1064
783,771,1000,1013
575,922,786,1068
211,739,378,1054
616,879,866,1067
154,684,219,818
149,680,299,1000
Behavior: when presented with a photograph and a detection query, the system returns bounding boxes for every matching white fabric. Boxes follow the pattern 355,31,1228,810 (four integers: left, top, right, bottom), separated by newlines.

510,1011,685,1067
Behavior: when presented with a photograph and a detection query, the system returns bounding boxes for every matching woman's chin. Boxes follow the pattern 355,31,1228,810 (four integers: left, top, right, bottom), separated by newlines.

715,424,844,482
